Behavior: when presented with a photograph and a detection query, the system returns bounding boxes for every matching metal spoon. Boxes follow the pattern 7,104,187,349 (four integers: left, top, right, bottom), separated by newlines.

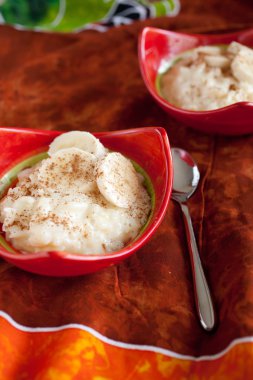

171,147,215,331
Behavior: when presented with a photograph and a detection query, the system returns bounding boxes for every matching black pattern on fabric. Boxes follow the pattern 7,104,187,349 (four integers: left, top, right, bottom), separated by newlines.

101,0,151,27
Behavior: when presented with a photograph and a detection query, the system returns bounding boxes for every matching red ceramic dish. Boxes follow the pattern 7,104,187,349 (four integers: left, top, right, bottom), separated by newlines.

0,126,172,277
139,27,253,135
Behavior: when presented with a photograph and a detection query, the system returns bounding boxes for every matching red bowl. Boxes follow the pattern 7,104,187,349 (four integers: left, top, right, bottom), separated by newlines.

0,126,172,277
139,27,253,135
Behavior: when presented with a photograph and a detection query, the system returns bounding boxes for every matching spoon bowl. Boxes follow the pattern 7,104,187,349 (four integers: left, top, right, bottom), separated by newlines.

171,148,200,202
171,148,216,331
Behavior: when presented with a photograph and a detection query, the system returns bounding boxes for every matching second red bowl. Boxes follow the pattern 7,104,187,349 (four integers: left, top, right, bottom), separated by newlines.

139,27,253,135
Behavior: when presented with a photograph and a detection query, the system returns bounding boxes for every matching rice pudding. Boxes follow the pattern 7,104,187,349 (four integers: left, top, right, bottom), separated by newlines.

0,131,151,255
159,42,253,111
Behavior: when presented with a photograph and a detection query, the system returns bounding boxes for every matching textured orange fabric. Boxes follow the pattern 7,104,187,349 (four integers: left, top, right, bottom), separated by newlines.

0,313,253,379
0,0,253,378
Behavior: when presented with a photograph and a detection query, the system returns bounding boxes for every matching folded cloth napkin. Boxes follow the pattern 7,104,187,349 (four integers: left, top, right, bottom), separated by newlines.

0,0,253,378
0,0,180,32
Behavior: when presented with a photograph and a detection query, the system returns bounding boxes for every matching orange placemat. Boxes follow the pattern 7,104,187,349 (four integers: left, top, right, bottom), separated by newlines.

1,311,253,379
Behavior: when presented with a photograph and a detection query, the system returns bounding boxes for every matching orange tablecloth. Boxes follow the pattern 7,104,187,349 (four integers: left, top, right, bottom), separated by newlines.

0,0,253,378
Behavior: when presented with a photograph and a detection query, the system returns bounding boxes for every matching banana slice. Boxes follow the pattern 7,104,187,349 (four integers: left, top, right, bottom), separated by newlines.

227,41,253,56
48,131,106,158
36,148,96,195
196,46,222,55
96,152,140,208
204,55,230,69
231,48,253,85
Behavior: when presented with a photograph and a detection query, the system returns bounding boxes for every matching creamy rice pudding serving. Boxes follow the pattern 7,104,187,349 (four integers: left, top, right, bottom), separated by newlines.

160,42,253,111
0,132,151,255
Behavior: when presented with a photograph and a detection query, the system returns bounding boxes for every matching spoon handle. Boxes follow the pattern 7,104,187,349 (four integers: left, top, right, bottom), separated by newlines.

180,202,215,331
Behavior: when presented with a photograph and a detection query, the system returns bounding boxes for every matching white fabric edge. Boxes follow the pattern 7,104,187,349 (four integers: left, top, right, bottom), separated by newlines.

0,310,253,362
